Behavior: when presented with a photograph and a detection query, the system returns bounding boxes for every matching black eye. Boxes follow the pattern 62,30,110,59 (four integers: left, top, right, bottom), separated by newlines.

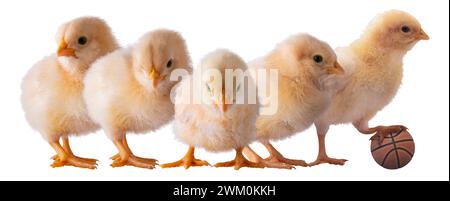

313,55,323,63
401,26,410,33
205,84,211,92
78,36,87,45
166,59,173,68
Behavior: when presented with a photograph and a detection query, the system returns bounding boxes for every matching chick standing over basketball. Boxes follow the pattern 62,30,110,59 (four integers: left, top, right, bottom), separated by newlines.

310,10,429,166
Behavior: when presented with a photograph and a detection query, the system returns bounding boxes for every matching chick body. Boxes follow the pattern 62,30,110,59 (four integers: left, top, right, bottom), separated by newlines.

83,29,191,168
310,10,429,166
21,17,119,169
22,55,99,141
244,33,344,168
163,49,262,170
84,48,175,137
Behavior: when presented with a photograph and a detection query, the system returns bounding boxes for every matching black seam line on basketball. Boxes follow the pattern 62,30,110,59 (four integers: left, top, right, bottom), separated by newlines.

381,148,396,166
397,147,414,158
371,139,414,152
390,133,401,168
381,134,401,167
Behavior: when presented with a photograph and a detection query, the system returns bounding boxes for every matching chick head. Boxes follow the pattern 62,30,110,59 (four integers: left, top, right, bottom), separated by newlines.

56,17,118,71
272,33,344,90
132,29,191,91
365,10,429,50
199,49,249,113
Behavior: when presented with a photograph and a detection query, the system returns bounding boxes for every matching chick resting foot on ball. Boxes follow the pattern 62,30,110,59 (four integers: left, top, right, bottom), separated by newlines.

214,148,265,170
354,121,408,145
369,125,408,144
161,146,210,169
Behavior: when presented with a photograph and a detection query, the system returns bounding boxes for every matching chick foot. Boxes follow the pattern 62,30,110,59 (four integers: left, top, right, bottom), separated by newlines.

51,156,97,169
308,156,347,166
111,155,157,169
111,138,157,169
161,146,209,169
215,148,265,170
370,125,408,144
243,147,294,169
262,142,308,167
309,133,347,166
49,141,97,169
110,154,157,164
51,137,98,164
52,155,97,164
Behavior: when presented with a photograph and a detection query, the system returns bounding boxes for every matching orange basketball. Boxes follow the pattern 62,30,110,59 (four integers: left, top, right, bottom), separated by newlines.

370,129,415,169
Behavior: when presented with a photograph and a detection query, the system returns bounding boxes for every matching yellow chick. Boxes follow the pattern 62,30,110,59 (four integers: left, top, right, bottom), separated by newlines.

161,49,263,170
83,29,192,169
243,33,344,168
310,10,429,166
20,17,119,169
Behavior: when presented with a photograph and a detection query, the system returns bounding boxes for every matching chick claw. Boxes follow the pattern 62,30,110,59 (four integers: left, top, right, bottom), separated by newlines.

111,156,157,169
51,156,97,169
308,157,348,166
110,153,158,164
161,158,210,169
265,155,308,167
370,125,408,144
52,155,98,164
259,160,295,169
214,158,265,170
215,149,266,170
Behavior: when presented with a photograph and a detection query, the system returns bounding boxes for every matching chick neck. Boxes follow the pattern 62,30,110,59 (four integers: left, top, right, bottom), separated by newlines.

350,33,409,65
57,57,89,81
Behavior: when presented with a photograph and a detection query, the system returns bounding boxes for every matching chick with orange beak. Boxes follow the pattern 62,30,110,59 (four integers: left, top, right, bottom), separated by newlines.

162,49,263,170
310,10,429,166
21,17,119,169
83,29,192,169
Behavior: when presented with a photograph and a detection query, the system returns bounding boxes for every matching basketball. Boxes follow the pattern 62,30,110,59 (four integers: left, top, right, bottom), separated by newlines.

370,129,415,169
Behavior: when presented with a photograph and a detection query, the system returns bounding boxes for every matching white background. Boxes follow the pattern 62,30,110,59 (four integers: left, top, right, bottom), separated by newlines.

0,0,448,181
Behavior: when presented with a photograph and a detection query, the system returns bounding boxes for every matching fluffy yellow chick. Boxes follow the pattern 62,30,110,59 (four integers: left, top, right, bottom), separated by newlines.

310,10,429,166
21,17,119,169
161,49,263,170
243,33,344,168
83,29,192,169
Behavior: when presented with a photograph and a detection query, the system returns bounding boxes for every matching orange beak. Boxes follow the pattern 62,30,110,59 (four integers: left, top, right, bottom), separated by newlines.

149,67,161,88
57,39,76,58
215,88,227,112
416,29,430,40
327,62,345,75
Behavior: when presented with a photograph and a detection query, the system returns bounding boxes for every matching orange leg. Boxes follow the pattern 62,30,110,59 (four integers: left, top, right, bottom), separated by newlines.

160,146,210,169
110,136,157,169
214,148,265,170
52,137,97,164
261,142,308,167
110,136,157,164
354,120,408,145
243,146,294,169
309,131,347,166
49,139,97,169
